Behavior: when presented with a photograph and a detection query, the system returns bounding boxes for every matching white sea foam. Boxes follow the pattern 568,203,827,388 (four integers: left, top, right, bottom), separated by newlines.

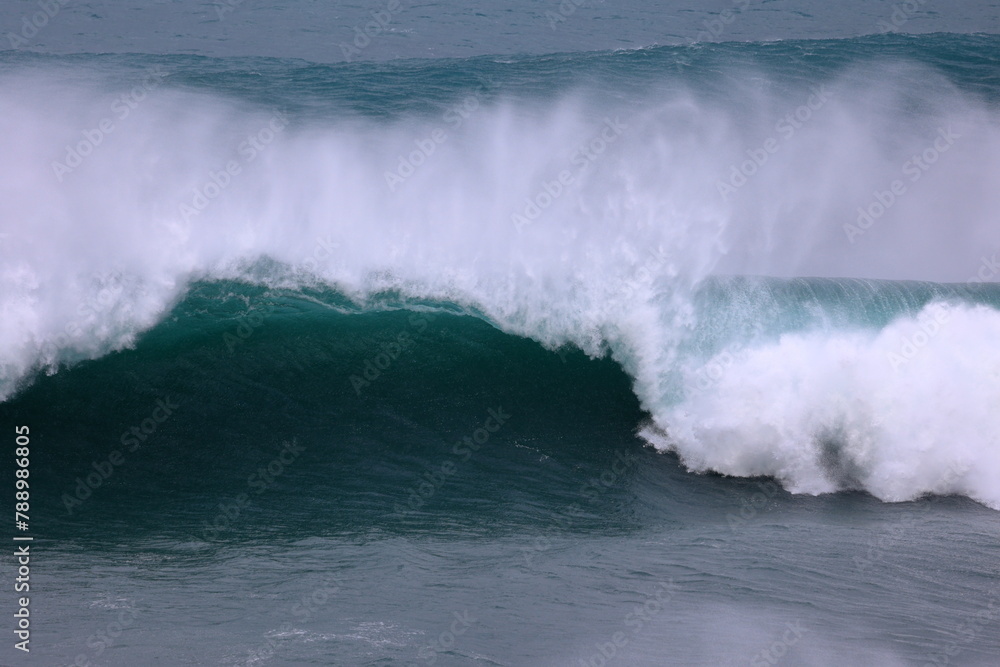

2,63,999,507
639,302,1000,509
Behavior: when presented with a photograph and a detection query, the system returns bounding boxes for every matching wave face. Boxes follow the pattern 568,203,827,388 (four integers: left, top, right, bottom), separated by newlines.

3,34,1000,508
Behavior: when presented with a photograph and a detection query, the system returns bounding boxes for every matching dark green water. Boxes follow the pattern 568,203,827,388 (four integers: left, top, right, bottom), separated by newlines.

1,278,999,665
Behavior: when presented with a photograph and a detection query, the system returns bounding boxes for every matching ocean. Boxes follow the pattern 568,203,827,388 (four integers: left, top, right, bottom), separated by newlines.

1,2,1000,665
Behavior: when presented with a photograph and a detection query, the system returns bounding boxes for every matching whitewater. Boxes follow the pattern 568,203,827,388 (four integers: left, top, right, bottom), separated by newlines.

3,39,1000,513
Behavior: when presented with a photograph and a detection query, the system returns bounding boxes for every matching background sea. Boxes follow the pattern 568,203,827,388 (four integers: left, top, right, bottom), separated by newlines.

1,1,1000,665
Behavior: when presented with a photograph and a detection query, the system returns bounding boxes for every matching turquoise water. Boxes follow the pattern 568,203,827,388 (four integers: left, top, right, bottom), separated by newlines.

2,5,1000,666
3,279,1000,665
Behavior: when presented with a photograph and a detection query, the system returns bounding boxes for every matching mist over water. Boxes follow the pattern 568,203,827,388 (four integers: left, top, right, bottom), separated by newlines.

4,8,1000,662
3,38,1000,512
